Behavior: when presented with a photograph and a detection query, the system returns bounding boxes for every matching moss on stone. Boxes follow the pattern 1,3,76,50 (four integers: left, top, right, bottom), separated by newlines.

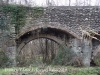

0,4,44,34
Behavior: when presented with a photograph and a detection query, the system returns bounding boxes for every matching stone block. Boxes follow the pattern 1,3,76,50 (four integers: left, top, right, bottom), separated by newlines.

7,40,16,47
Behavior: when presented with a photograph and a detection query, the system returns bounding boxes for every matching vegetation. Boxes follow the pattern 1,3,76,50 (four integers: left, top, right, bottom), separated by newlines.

32,7,44,18
17,38,61,67
0,66,100,75
0,0,100,6
0,4,43,34
0,1,100,74
17,38,84,67
0,48,8,68
52,45,75,66
94,51,100,66
0,4,44,68
0,4,27,33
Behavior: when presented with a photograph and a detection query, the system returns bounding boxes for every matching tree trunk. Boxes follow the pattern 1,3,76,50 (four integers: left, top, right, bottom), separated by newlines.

69,0,71,6
0,0,4,5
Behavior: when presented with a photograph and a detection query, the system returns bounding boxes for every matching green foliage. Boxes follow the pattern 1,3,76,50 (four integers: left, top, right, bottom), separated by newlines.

67,68,100,75
0,66,100,75
17,54,43,67
93,52,100,66
32,7,44,18
0,4,44,34
0,4,27,34
94,57,100,66
0,49,8,67
0,11,9,31
52,45,75,65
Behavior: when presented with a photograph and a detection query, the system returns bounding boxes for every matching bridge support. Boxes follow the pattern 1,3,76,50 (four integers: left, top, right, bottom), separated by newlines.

82,38,92,67
71,38,82,57
70,37,92,67
7,44,16,67
6,26,16,67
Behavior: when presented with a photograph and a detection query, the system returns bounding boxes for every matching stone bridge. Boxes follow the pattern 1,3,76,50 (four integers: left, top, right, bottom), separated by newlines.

1,6,100,67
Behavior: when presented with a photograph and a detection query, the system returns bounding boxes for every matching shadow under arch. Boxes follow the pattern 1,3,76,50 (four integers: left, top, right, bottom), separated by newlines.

17,34,65,54
16,25,80,54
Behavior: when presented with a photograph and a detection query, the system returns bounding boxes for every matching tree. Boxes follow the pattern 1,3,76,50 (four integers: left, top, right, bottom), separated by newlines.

89,0,91,6
0,0,10,5
0,0,4,5
46,0,56,6
5,0,9,4
69,0,71,6
76,0,78,6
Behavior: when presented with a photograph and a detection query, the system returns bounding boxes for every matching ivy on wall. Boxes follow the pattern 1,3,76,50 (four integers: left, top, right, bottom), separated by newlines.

0,4,44,34
32,7,44,18
0,4,28,34
0,13,8,31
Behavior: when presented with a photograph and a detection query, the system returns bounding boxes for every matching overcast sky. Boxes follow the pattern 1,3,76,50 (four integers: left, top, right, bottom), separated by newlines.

9,0,98,6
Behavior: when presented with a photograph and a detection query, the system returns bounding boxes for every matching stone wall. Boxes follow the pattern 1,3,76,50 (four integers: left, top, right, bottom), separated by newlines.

46,6,100,34
0,10,16,66
1,6,100,67
21,6,100,37
17,6,100,67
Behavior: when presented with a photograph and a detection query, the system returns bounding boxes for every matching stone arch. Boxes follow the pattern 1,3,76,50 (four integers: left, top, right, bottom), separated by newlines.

16,24,80,53
17,34,64,53
16,24,80,39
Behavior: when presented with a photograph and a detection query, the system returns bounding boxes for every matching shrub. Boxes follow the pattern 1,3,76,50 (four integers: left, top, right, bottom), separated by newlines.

0,48,9,67
94,52,100,66
52,45,76,66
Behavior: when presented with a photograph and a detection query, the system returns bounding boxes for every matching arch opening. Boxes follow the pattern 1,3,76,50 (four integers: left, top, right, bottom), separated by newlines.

16,26,77,66
17,38,60,66
17,38,75,67
16,27,76,52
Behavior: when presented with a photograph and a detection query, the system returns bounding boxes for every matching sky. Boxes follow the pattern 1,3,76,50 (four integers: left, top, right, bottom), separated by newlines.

9,0,98,6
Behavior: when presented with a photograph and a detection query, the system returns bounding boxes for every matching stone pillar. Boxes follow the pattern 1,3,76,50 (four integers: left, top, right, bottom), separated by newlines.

7,46,16,67
82,38,92,67
6,26,16,67
71,38,82,57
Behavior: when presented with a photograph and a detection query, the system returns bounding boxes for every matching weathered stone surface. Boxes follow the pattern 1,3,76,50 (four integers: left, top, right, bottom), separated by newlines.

14,6,100,67
70,38,82,57
82,38,92,67
1,6,100,67
6,40,16,47
7,46,16,66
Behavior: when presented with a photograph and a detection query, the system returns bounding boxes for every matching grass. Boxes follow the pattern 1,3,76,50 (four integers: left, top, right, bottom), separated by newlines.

0,66,100,75
0,67,37,75
0,68,12,75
